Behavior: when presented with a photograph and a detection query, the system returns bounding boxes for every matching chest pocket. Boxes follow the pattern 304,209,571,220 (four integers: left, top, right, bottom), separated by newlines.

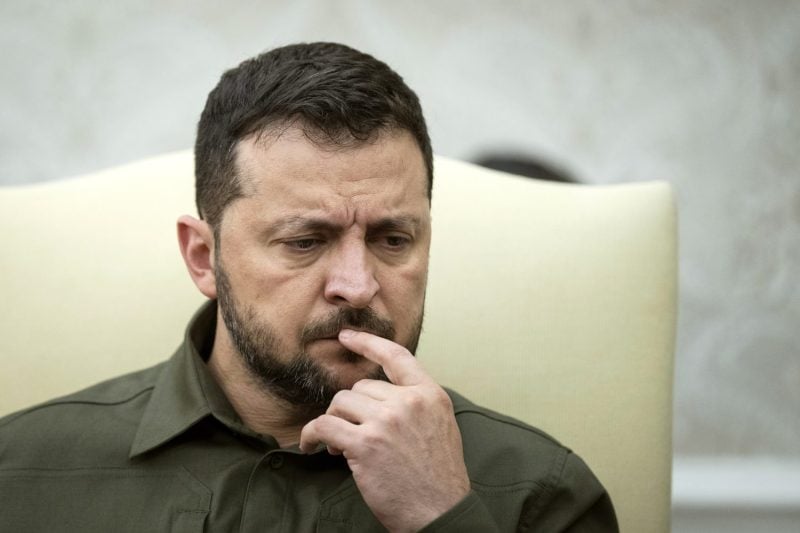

316,479,386,533
0,467,210,533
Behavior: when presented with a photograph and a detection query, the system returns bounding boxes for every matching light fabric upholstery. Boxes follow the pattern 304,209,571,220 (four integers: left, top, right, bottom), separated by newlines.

0,151,677,532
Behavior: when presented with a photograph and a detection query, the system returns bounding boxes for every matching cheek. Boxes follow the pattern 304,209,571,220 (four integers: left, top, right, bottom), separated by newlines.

238,267,325,329
381,263,428,310
406,251,430,292
239,256,323,300
263,284,320,325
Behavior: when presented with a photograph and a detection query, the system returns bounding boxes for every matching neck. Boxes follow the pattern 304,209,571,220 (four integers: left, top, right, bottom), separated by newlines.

206,317,315,448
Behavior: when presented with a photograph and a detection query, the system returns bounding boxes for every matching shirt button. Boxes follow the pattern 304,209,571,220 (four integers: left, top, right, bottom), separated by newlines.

268,454,285,469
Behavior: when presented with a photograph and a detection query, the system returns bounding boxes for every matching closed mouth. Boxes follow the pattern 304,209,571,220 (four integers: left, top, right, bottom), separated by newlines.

316,327,373,341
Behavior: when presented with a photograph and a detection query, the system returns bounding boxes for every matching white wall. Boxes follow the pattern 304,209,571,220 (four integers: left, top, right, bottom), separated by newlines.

672,458,800,532
2,0,799,527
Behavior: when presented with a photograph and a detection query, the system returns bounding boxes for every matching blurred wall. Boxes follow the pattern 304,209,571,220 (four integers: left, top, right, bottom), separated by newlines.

2,0,798,481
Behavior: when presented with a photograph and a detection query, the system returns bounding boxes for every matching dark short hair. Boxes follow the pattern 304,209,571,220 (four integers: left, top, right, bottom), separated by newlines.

194,42,432,229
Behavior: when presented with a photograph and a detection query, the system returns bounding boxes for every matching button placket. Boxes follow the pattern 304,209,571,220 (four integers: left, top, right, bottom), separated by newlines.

240,452,291,532
268,453,285,470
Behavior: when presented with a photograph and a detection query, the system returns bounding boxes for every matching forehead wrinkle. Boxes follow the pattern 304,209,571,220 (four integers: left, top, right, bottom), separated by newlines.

234,126,334,198
267,212,423,238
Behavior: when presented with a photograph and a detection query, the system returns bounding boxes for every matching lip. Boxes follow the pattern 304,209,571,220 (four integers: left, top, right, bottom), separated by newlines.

339,327,375,335
314,328,373,342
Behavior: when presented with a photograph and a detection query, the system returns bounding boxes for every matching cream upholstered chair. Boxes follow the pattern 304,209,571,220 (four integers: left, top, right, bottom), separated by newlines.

0,151,677,532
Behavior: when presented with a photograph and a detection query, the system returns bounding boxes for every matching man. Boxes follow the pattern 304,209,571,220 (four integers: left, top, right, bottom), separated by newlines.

0,43,617,531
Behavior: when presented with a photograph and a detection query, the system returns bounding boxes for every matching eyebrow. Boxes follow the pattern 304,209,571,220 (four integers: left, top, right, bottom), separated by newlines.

368,215,422,234
268,216,339,235
267,215,422,236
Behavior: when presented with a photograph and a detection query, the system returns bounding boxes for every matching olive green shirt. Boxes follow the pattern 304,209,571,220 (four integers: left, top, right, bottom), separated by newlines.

0,303,617,532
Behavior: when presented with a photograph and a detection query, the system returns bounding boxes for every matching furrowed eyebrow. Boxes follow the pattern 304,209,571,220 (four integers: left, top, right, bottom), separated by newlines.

268,217,342,235
368,216,422,233
266,215,422,236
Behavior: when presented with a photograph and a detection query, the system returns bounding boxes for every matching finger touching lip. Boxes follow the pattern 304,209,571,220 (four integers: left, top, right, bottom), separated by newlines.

336,329,425,386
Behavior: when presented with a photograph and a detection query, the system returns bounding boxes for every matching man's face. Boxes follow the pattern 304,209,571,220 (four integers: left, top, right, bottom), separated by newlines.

214,127,431,411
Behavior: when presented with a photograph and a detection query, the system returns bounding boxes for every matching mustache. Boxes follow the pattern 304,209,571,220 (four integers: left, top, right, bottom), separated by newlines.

301,307,396,344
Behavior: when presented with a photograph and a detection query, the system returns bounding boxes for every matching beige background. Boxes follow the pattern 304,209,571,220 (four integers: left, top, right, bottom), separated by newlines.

1,0,798,468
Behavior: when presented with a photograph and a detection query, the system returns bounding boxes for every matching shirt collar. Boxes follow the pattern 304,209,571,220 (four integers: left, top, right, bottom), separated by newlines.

129,300,248,458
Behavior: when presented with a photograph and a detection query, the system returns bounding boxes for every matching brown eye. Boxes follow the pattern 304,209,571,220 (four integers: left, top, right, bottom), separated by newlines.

385,235,407,247
286,238,321,251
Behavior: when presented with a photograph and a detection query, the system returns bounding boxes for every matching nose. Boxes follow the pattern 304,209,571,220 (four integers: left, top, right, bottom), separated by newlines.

323,238,380,308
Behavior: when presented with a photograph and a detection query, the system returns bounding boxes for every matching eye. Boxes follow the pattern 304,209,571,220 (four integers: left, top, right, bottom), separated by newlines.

284,238,322,252
378,234,412,251
385,235,408,247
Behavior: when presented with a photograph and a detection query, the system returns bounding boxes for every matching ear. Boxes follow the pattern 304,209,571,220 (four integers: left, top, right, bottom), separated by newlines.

177,215,217,299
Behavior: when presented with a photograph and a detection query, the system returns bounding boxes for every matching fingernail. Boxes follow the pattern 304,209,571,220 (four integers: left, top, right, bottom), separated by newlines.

339,329,355,339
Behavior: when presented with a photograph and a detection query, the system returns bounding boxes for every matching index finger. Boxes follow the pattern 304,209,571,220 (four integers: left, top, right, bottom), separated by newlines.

338,329,430,386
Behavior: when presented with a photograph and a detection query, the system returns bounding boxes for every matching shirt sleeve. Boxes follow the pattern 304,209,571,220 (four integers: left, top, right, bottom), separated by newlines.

521,451,619,532
418,491,500,533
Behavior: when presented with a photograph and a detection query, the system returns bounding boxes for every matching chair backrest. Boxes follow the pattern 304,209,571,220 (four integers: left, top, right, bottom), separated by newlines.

0,151,677,532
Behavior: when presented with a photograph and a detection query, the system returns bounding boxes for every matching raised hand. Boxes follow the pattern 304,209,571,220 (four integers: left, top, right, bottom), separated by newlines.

299,329,471,532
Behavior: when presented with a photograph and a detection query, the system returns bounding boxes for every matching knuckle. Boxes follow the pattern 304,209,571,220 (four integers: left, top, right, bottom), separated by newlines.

351,379,370,393
331,389,349,403
311,415,328,431
329,389,352,408
360,426,386,450
411,390,427,408
373,403,404,432
327,390,354,416
387,344,410,360
316,414,337,430
403,389,426,412
431,386,452,408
